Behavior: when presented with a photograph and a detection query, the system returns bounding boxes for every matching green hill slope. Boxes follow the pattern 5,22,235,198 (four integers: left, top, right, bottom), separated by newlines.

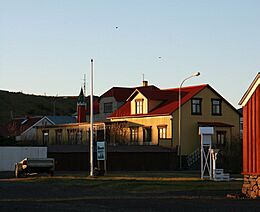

0,90,79,124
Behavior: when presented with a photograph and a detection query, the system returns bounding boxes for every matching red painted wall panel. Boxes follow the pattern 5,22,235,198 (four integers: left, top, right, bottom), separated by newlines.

243,86,260,174
77,105,86,123
256,87,260,173
243,106,248,173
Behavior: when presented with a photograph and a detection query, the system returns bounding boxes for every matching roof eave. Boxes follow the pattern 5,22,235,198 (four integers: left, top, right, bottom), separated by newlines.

239,73,260,106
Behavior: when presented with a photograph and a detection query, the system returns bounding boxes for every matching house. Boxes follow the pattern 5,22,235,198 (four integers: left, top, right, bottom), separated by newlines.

0,115,77,144
34,82,240,171
0,116,47,143
108,82,240,159
35,84,177,171
239,73,260,198
88,86,135,123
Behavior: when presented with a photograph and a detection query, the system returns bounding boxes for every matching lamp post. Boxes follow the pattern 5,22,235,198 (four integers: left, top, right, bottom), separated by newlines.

178,72,200,169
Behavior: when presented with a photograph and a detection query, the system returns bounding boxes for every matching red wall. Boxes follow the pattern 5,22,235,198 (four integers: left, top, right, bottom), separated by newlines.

243,86,260,174
77,105,86,123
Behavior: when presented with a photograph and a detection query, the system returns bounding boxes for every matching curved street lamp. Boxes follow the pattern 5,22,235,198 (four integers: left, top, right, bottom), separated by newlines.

178,72,200,169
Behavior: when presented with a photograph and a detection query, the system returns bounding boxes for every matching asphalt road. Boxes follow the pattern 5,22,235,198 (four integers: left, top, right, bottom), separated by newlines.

1,196,260,212
0,172,259,212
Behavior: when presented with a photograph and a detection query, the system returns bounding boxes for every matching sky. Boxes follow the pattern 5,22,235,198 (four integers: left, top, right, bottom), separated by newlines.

0,0,259,108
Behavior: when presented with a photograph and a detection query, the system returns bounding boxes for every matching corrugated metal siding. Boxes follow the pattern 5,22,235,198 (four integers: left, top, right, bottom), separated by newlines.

243,86,260,174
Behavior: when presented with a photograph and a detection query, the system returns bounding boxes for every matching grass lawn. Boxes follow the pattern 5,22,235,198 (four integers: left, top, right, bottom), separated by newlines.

1,171,242,196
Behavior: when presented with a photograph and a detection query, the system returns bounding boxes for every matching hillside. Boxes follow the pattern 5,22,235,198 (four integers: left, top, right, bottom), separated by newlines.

0,90,97,125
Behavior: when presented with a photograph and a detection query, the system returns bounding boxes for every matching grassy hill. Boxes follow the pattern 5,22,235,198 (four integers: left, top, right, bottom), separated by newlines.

0,90,81,124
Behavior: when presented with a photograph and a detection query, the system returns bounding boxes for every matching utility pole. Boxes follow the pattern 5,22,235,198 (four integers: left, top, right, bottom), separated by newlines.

90,59,94,177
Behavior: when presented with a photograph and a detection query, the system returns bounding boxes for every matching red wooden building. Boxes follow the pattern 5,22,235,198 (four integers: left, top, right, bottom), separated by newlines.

239,72,260,198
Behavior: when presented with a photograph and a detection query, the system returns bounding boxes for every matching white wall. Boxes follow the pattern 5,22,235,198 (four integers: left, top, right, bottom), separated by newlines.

0,147,47,171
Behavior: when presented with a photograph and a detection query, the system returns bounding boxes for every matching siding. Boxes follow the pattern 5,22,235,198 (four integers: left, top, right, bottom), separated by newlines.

243,86,260,174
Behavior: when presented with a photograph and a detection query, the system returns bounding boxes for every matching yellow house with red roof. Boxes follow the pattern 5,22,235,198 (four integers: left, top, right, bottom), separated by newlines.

108,83,240,158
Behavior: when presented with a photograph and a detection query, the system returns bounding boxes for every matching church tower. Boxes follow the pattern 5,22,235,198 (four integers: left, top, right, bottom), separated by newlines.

77,88,86,123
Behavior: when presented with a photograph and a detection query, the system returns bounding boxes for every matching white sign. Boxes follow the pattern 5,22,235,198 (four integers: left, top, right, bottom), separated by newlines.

97,141,105,161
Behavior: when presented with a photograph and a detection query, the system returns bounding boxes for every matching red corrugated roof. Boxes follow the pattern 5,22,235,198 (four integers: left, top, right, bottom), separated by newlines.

109,84,208,118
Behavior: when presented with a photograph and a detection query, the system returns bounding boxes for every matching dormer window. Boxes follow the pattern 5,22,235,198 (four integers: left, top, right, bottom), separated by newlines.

135,99,144,114
104,102,113,113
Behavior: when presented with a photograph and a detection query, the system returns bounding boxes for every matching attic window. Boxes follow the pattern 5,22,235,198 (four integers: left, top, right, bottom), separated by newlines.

191,98,202,115
212,99,222,116
135,99,144,114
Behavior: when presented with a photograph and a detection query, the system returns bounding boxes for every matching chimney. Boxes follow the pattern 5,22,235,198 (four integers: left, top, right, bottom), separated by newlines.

142,80,148,87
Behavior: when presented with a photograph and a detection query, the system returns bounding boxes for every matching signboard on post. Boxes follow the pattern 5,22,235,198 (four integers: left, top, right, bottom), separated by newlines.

97,141,105,161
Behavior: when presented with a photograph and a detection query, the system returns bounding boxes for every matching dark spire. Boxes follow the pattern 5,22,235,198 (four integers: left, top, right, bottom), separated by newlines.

77,88,85,104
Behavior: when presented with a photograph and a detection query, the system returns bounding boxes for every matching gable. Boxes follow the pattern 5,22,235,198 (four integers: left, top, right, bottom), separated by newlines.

239,73,260,106
188,85,240,116
130,92,148,114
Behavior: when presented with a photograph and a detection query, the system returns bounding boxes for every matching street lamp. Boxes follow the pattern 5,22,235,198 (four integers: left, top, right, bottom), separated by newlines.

178,72,200,169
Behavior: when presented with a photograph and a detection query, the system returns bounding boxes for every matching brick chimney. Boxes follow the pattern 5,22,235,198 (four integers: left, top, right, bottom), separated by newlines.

142,80,148,87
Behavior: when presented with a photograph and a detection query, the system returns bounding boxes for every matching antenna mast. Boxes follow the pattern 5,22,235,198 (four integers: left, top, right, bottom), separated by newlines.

83,74,86,96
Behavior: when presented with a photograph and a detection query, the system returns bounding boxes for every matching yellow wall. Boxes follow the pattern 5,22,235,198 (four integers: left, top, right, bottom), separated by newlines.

130,93,148,114
111,116,172,145
172,87,240,155
36,123,105,145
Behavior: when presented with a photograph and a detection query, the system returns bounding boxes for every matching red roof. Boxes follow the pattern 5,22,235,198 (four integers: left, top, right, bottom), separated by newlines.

0,116,43,137
100,87,135,102
109,84,208,118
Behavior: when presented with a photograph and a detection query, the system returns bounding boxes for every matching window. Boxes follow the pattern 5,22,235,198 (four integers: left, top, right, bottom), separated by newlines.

216,131,226,146
104,102,113,113
191,98,202,115
135,99,144,114
130,127,138,143
158,126,167,139
143,127,152,143
42,130,49,145
212,99,222,115
67,129,77,144
76,130,82,144
55,129,62,144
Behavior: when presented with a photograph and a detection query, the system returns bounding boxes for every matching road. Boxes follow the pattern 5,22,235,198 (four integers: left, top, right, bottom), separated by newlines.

0,172,259,211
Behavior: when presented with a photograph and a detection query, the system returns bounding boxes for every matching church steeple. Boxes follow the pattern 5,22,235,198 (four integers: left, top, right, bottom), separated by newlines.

77,88,86,123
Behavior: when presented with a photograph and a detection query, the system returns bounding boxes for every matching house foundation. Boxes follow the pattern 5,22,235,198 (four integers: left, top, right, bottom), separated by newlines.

242,174,260,199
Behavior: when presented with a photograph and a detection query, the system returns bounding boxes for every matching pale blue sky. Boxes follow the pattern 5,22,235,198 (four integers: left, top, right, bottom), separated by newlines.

0,0,259,108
